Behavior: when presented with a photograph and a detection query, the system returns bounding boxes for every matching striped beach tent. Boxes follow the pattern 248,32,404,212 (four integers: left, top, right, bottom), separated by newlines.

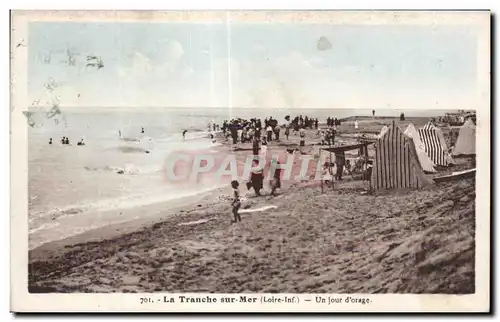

371,123,432,190
418,122,454,166
404,123,436,173
452,119,476,156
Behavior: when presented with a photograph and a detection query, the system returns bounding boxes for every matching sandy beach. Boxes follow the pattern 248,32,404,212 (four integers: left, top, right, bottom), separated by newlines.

28,117,476,294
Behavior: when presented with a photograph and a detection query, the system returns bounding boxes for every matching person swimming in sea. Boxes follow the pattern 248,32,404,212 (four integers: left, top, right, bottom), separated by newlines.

77,139,85,146
141,127,145,134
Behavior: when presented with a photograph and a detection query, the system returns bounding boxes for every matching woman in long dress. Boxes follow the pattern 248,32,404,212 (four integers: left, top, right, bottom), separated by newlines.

249,159,264,196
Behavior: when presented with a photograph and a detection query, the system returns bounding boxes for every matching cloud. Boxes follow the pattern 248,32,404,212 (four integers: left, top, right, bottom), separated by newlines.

234,51,327,108
252,43,267,54
317,36,332,51
165,40,184,61
117,39,185,81
116,52,153,81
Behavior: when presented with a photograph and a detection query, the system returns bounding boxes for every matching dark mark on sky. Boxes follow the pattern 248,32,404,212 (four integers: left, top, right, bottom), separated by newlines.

23,111,36,128
44,78,59,92
317,36,332,51
86,55,104,70
16,38,26,48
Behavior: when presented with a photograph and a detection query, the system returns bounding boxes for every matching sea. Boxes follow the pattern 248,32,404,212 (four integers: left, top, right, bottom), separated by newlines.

27,107,452,247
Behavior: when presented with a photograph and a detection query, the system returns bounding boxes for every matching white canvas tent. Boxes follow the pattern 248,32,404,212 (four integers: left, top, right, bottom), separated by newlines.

452,119,476,156
404,124,436,173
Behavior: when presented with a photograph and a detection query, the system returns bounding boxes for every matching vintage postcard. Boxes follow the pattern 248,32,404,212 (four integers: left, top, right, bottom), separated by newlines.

10,10,490,313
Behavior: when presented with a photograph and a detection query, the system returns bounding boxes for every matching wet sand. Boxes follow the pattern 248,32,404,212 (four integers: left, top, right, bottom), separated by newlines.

28,117,476,293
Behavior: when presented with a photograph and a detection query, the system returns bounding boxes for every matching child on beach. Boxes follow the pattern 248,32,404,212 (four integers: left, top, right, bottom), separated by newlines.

299,128,306,147
231,180,242,223
260,137,268,159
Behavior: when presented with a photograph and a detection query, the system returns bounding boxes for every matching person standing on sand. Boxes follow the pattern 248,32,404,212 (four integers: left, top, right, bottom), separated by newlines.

274,125,280,141
231,180,242,223
252,135,260,156
335,152,345,181
266,125,273,142
354,119,359,129
260,137,268,159
249,159,264,196
322,161,334,187
270,159,282,196
372,110,375,117
299,127,306,147
285,126,290,140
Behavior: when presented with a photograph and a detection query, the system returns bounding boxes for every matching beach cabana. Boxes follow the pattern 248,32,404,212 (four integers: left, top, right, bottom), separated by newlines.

418,122,454,167
371,123,432,190
404,123,436,173
452,119,476,156
320,141,374,190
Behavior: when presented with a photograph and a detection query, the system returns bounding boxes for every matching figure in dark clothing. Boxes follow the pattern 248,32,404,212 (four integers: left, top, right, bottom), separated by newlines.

49,138,52,145
274,126,280,141
61,137,66,144
270,160,282,196
315,118,319,129
252,136,260,156
77,139,85,146
141,127,145,134
64,137,70,145
335,152,345,180
230,126,238,145
249,159,264,196
230,180,242,223
299,128,306,147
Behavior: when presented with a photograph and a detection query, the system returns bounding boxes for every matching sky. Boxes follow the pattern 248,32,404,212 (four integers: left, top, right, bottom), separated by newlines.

28,21,479,110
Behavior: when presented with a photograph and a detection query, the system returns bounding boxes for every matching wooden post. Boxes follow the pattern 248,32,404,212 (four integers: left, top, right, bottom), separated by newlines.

319,148,324,194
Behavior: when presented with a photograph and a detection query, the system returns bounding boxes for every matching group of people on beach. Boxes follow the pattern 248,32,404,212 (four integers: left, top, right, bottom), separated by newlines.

219,114,320,147
49,137,85,146
326,117,342,127
223,114,325,224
